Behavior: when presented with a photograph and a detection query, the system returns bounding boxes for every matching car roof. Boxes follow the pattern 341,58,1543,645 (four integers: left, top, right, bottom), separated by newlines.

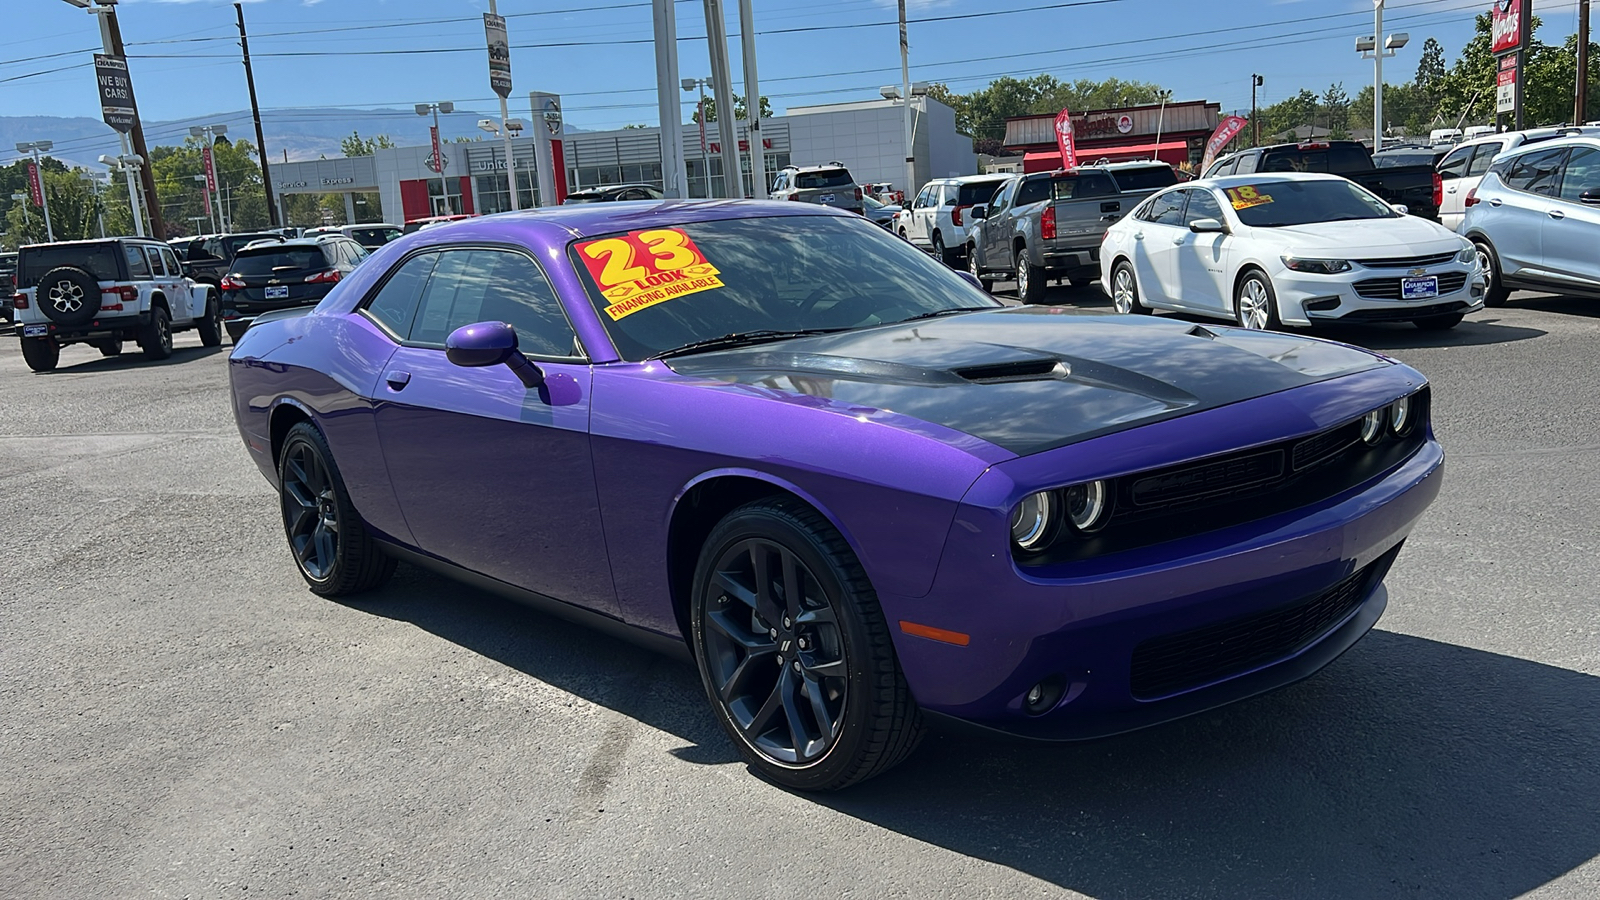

1496,134,1600,154
237,238,326,252
395,199,854,244
1187,172,1348,189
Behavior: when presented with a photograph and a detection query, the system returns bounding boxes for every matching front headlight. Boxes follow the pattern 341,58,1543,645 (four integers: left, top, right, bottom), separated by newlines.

1063,480,1111,532
1360,409,1386,445
1457,244,1476,265
1389,396,1414,436
1281,256,1352,274
1011,491,1057,551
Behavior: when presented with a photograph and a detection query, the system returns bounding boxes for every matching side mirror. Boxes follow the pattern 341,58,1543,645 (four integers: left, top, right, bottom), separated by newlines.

445,321,544,388
970,205,987,220
1392,203,1410,215
1580,188,1600,205
1188,217,1227,234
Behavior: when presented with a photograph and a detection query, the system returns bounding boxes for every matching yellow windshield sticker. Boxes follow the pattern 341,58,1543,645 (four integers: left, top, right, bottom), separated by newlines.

576,228,724,320
1226,185,1274,210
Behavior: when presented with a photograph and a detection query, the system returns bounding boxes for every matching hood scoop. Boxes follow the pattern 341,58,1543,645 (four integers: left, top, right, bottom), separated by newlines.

1187,324,1218,340
953,358,1068,384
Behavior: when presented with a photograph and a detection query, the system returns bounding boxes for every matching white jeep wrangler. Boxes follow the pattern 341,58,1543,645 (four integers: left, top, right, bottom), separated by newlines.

13,237,220,373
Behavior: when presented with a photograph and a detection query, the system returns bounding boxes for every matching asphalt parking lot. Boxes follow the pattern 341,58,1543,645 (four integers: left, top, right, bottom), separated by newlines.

3,293,1597,900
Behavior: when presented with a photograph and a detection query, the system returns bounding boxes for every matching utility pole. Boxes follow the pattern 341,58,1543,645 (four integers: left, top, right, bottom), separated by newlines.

1374,0,1385,151
736,0,765,200
235,3,278,227
1579,0,1592,126
95,4,165,239
701,0,742,198
899,0,916,201
1251,74,1264,146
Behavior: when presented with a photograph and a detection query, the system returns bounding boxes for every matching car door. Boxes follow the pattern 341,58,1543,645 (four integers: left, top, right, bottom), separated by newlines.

144,247,189,321
911,185,936,246
371,246,617,616
1170,188,1231,313
1435,143,1476,231
1129,188,1188,307
980,178,1017,267
1488,146,1569,274
1543,146,1600,289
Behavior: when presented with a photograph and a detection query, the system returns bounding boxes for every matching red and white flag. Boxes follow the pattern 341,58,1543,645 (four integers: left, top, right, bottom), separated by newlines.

27,160,44,207
202,145,217,193
1053,108,1077,170
1201,115,1249,173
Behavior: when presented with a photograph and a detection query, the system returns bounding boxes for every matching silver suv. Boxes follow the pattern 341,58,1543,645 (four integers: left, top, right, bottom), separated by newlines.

1463,135,1600,306
770,163,864,214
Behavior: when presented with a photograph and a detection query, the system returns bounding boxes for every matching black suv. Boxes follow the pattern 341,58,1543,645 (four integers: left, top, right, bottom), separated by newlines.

220,235,368,342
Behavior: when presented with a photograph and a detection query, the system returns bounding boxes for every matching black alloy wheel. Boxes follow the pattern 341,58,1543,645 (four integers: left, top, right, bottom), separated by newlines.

691,499,922,791
968,244,994,293
196,297,222,347
277,421,395,596
138,305,173,360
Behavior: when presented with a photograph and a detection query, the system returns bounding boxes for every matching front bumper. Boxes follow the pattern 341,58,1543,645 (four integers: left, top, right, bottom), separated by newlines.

880,367,1442,740
1273,262,1485,326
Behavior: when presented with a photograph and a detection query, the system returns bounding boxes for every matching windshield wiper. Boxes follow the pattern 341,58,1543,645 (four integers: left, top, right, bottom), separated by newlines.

650,328,848,360
894,305,998,324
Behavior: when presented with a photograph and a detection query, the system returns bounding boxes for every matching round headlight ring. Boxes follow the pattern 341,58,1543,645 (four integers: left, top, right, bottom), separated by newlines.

1360,409,1386,445
1010,491,1056,551
1064,479,1110,532
1389,396,1413,436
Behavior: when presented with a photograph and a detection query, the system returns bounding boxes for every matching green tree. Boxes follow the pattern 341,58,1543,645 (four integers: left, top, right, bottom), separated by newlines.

1415,37,1448,93
1321,83,1351,139
147,136,268,234
693,94,773,124
340,130,396,157
1253,88,1320,144
925,75,1164,142
3,166,112,248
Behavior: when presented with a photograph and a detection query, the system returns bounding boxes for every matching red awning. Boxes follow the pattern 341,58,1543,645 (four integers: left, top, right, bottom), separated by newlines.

1023,140,1189,172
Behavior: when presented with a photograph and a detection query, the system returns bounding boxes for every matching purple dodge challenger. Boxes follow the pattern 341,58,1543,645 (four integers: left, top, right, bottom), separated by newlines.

228,200,1442,791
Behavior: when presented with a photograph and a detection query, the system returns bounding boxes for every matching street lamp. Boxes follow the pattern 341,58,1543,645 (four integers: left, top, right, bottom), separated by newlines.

189,123,228,232
11,192,30,227
682,77,715,197
1358,1,1410,151
415,101,454,215
99,152,146,237
1154,89,1174,160
880,82,929,200
79,171,108,238
16,140,56,241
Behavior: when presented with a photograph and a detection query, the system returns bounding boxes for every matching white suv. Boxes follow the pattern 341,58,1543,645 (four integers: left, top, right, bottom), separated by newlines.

1435,126,1600,231
1463,135,1600,305
898,174,1010,266
13,237,219,372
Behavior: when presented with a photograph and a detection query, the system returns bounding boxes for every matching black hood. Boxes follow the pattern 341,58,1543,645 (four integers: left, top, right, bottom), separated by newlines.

663,307,1387,456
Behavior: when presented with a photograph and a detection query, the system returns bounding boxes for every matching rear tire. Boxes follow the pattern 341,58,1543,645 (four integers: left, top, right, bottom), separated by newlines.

690,498,923,792
1414,312,1465,331
278,421,396,597
138,305,173,360
20,337,59,373
1016,248,1047,304
933,231,957,267
196,297,222,347
1474,238,1510,307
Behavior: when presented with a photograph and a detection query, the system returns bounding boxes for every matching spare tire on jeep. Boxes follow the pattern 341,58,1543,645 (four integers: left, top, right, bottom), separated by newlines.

37,266,102,328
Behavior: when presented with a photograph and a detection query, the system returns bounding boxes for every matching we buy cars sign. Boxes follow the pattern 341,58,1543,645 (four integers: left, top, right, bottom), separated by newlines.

1491,0,1524,56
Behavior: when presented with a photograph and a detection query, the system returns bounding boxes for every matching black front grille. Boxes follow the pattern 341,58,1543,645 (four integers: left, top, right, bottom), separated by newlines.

1290,420,1361,471
1353,272,1470,300
1129,562,1376,699
1130,450,1284,508
1339,301,1470,322
1352,252,1458,268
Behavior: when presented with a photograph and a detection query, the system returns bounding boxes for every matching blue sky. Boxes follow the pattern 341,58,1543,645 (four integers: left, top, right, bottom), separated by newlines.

3,0,1580,140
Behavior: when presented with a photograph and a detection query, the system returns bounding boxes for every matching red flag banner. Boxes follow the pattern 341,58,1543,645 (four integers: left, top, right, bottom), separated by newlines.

27,160,44,207
202,145,217,193
1201,115,1249,174
428,125,444,173
1053,108,1077,170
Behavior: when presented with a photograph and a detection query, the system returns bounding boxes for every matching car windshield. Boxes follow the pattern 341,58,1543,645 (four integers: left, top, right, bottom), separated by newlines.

1227,179,1398,227
568,214,1000,360
795,169,852,189
231,247,328,277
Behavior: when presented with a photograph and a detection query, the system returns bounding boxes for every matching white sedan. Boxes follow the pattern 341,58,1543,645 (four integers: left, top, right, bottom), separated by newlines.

1099,172,1486,331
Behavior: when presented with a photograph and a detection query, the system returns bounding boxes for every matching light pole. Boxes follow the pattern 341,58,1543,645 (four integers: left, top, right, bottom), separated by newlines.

682,77,714,197
1357,4,1409,151
193,174,217,232
16,141,55,242
897,0,916,200
79,171,107,238
189,124,228,232
11,192,30,228
1251,74,1264,146
415,101,455,215
1154,90,1173,160
880,82,928,196
477,118,527,212
99,152,146,237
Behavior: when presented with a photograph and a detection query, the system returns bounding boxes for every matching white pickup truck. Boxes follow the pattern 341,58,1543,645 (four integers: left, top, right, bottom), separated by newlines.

12,237,220,373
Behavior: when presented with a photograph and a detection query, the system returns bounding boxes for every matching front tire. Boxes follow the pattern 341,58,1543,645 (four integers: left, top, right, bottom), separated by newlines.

690,498,922,792
20,337,59,373
1016,248,1047,304
1234,270,1281,330
1110,260,1150,315
1474,238,1510,307
138,305,173,360
967,244,993,293
277,421,396,597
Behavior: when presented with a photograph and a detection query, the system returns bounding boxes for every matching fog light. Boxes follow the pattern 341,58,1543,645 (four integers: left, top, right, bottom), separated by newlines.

1360,409,1385,445
1027,684,1043,705
1024,677,1065,715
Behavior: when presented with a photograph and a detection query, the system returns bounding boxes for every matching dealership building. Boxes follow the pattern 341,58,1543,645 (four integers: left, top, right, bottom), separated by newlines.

1003,100,1223,173
267,95,977,224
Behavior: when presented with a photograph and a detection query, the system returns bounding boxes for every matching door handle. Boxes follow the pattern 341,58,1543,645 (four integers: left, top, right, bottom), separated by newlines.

1548,209,1566,219
1488,198,1503,207
384,370,411,390
1172,236,1186,245
1446,186,1458,194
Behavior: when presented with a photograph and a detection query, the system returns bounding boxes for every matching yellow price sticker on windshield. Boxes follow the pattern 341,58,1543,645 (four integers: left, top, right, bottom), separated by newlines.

1226,185,1274,210
575,228,725,320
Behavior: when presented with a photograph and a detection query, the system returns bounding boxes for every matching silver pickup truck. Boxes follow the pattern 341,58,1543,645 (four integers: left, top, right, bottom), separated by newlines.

966,163,1172,302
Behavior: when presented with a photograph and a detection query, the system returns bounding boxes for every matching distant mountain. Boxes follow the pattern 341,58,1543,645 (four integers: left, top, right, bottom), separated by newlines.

2,108,593,171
